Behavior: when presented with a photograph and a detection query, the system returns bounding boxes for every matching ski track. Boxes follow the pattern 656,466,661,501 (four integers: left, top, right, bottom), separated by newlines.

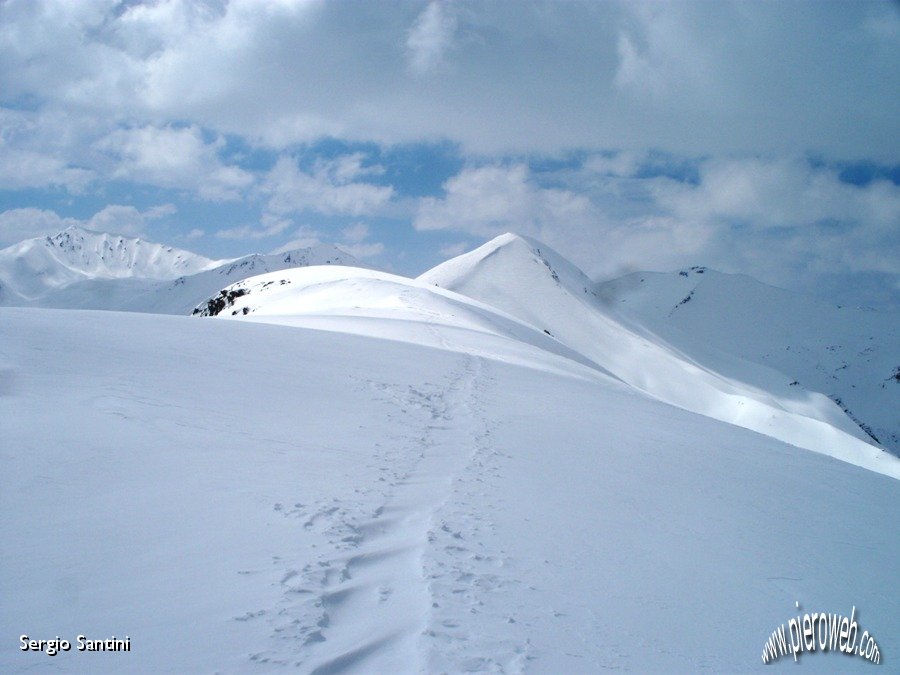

236,351,516,672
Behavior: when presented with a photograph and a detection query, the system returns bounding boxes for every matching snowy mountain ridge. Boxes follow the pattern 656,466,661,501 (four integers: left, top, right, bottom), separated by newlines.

2,232,897,673
196,234,898,478
0,226,220,302
0,226,359,313
598,265,900,454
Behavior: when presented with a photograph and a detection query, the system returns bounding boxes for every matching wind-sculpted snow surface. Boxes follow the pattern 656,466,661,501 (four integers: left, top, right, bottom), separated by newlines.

418,234,897,477
598,266,900,455
1,307,897,673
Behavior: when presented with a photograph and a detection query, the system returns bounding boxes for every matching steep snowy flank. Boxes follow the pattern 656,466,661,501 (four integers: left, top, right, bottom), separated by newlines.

419,233,897,477
599,267,900,454
0,226,219,301
2,307,896,673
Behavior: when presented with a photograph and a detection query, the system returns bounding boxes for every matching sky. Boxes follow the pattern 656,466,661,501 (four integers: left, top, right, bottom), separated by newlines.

0,0,898,308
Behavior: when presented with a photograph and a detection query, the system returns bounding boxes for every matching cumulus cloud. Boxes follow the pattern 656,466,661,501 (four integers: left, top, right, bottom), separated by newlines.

269,225,325,253
337,222,384,259
0,203,177,247
267,221,384,259
263,154,394,217
406,1,458,74
95,125,253,201
438,241,471,258
0,1,896,305
0,145,93,193
87,203,176,236
1,1,895,158
0,108,95,192
0,208,79,246
415,164,594,237
414,154,900,305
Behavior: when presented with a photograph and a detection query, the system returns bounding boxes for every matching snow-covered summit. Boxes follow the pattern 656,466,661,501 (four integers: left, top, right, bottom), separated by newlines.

421,234,897,475
196,234,899,478
0,227,360,313
424,232,597,300
0,226,220,302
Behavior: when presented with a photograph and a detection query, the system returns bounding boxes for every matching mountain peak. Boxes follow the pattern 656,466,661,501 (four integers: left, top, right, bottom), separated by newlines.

0,226,221,301
420,231,595,299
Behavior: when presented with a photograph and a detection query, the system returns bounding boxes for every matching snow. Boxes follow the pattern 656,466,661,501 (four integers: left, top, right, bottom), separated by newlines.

419,234,897,477
0,226,359,314
1,231,897,672
598,266,900,454
1,306,896,672
0,226,219,301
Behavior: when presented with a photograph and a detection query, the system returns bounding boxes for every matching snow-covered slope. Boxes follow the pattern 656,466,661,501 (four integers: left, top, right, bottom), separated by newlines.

418,233,896,476
191,264,614,379
0,226,359,315
41,246,360,315
0,226,218,302
1,306,896,673
599,267,900,454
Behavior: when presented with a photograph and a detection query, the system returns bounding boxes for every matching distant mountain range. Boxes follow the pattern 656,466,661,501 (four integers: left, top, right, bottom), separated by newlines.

0,226,359,315
2,226,896,456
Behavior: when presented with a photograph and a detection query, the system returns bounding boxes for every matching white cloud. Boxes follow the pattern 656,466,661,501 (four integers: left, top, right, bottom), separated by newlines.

415,156,900,305
406,1,458,74
414,164,595,237
3,2,895,158
216,213,293,240
0,203,177,247
341,241,385,259
0,108,95,192
87,203,175,236
648,158,900,238
0,146,93,193
337,222,384,259
341,222,371,244
583,151,643,178
261,219,385,258
263,154,394,217
438,241,471,258
612,4,714,103
0,208,79,247
270,225,324,253
95,125,253,201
